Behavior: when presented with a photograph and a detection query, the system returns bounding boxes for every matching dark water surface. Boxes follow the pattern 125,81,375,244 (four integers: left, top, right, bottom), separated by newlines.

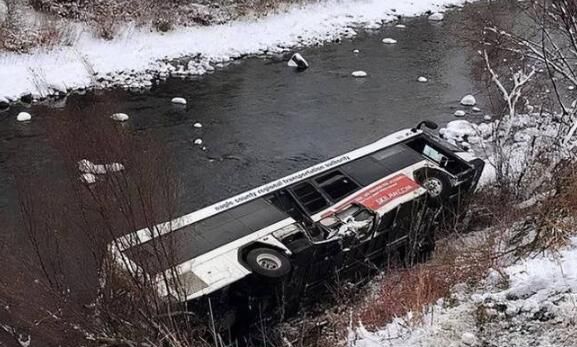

0,12,485,216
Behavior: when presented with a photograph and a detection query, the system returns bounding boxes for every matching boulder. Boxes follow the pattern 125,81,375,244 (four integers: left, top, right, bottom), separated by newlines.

461,332,477,346
352,71,368,78
111,113,129,122
454,110,466,117
16,112,31,122
19,93,33,104
417,76,428,83
193,138,203,145
288,53,309,70
382,38,397,44
460,94,476,106
171,97,187,105
428,12,444,21
0,96,9,109
193,122,202,128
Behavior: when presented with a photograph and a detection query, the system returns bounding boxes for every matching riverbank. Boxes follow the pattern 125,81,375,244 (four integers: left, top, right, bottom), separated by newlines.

0,0,465,106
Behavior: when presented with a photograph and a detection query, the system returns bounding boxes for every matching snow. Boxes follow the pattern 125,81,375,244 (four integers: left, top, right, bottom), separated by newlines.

171,97,187,105
78,159,125,175
428,12,445,21
288,53,309,70
81,173,97,184
351,236,577,347
352,71,368,78
16,112,31,122
0,0,467,101
381,38,398,44
193,122,202,128
461,332,477,346
454,110,466,117
111,113,129,122
417,76,428,83
460,94,477,106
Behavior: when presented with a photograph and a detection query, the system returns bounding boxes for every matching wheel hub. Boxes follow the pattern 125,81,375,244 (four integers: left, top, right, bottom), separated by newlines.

256,254,282,270
424,177,443,197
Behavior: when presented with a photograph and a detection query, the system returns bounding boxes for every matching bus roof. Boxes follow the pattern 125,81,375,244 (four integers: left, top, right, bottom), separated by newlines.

123,198,289,275
115,128,423,251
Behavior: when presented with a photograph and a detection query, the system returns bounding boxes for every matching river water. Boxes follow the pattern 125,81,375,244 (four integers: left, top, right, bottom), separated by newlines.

0,10,487,217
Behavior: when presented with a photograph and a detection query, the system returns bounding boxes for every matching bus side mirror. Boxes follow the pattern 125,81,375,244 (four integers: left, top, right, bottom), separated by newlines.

416,120,439,130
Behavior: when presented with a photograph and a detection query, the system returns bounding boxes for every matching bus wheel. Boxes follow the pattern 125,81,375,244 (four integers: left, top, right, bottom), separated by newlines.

417,170,451,203
246,248,292,279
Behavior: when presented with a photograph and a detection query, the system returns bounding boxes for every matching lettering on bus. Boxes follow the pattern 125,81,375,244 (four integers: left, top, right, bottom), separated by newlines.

213,155,352,212
322,174,420,217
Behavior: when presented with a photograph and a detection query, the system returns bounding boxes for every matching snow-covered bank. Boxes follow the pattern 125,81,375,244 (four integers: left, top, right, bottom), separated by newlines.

350,236,577,347
0,0,466,102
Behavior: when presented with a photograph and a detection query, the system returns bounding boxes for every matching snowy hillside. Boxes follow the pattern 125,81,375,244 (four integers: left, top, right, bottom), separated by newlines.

350,236,577,347
0,0,465,102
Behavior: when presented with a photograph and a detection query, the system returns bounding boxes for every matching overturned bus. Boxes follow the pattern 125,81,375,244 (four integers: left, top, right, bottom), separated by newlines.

111,121,484,323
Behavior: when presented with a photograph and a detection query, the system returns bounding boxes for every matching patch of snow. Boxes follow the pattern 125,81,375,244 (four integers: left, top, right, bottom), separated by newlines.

81,173,97,184
0,0,469,101
461,332,477,346
428,12,445,21
460,94,477,106
417,76,428,83
352,71,368,78
16,112,31,122
454,110,466,117
382,37,398,44
111,113,129,122
351,236,577,347
171,97,187,105
193,122,202,128
443,120,477,141
288,53,309,70
78,159,125,175
17,334,30,347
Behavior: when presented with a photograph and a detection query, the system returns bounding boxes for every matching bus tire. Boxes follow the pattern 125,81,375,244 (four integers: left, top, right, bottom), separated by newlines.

246,248,292,279
417,170,452,203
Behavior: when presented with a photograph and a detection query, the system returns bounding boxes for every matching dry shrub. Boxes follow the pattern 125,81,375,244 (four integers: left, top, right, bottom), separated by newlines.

356,235,498,330
276,232,501,347
6,103,210,347
0,9,73,52
506,161,577,255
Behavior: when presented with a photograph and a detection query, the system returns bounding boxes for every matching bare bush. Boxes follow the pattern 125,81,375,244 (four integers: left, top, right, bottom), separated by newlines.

8,104,220,346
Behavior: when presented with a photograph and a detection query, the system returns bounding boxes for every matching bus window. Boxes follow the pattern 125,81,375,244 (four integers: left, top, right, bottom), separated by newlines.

315,171,360,201
291,182,330,214
267,190,306,221
405,137,469,175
